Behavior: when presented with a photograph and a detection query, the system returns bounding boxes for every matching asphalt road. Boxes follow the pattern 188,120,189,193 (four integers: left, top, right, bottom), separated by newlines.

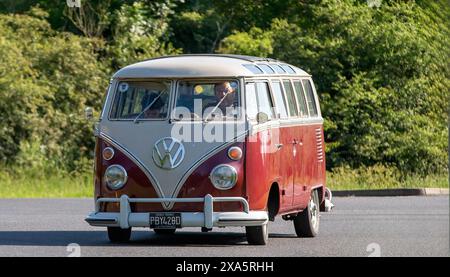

0,196,448,257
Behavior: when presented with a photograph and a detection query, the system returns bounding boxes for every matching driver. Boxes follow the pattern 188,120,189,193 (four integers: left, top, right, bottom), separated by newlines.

204,82,238,118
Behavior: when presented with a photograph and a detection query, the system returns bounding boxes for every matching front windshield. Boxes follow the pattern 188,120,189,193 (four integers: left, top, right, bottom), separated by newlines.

110,81,170,120
173,80,240,121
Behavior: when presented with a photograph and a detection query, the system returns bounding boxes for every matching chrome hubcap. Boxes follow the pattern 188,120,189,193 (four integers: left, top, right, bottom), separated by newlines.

309,196,319,230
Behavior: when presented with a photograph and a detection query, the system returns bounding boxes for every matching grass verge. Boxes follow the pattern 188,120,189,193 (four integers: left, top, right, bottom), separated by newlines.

0,165,448,197
327,165,448,191
0,170,92,198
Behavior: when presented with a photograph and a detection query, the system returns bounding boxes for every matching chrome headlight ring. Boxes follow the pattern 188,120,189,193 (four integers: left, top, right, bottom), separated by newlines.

104,164,128,190
209,164,238,190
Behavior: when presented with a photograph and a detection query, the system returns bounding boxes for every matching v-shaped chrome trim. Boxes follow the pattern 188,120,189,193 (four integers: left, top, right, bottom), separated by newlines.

98,131,247,210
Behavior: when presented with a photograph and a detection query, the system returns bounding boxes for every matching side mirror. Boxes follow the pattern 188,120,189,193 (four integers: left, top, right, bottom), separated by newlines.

256,112,269,124
85,107,94,121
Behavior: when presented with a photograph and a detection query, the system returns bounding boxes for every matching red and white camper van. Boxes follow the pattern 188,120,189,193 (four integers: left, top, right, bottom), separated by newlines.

85,54,328,245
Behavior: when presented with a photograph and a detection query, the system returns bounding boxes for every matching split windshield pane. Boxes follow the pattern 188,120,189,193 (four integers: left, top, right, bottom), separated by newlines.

110,81,171,120
174,80,240,121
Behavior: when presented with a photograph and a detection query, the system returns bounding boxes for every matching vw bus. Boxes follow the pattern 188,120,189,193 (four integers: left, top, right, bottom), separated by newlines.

85,54,327,245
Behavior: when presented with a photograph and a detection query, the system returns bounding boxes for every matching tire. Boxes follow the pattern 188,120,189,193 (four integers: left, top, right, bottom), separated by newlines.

107,227,132,242
154,228,177,235
246,224,269,245
294,190,320,237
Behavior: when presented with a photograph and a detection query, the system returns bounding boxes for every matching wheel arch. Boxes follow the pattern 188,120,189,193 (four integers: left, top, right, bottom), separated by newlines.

267,182,281,221
311,185,326,211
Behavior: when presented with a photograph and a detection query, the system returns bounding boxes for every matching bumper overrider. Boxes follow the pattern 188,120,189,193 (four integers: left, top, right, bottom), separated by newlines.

85,194,268,229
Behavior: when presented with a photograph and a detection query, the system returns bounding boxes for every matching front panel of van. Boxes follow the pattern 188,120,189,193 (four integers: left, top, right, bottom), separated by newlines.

94,78,249,213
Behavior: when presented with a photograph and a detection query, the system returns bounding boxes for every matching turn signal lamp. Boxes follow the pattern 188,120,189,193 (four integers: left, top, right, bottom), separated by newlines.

228,147,243,161
103,147,115,161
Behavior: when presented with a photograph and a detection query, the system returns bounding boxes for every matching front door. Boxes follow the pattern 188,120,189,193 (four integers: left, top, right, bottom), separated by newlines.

270,81,295,208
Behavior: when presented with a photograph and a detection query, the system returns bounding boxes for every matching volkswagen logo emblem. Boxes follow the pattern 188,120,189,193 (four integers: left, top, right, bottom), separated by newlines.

152,137,185,170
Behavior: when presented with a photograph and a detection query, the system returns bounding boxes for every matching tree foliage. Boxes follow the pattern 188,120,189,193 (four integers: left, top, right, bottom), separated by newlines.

0,9,108,171
0,2,181,172
106,1,181,69
218,0,449,175
0,0,448,176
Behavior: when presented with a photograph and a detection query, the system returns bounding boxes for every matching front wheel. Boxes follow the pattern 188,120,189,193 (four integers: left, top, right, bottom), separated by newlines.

107,227,132,242
294,189,320,237
153,228,176,235
246,224,268,245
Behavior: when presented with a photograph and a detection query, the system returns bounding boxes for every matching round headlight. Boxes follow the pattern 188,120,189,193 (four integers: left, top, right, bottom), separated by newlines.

104,165,127,190
209,164,238,190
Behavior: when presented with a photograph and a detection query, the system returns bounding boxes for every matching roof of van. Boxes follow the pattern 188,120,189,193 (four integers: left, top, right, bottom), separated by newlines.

113,54,311,79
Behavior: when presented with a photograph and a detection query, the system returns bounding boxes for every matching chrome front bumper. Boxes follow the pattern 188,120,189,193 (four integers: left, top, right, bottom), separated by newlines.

85,194,268,229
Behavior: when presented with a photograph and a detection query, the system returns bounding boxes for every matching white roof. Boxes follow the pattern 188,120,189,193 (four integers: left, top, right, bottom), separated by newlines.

113,54,310,79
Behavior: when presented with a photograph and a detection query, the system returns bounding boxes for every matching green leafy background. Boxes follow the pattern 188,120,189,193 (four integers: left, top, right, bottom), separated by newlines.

0,0,448,196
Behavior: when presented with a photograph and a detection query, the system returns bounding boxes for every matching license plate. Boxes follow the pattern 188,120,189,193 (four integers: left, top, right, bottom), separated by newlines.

149,213,182,229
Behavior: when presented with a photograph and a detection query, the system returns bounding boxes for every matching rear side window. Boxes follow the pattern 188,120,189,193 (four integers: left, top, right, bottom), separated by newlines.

293,80,308,117
283,80,298,117
302,79,318,117
271,81,288,118
245,82,274,120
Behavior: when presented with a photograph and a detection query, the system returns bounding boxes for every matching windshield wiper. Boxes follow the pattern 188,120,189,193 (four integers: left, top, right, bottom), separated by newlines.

203,91,233,123
133,89,166,124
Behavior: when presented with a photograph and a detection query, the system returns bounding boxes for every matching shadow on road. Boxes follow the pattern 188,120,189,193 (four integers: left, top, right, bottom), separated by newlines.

0,230,296,247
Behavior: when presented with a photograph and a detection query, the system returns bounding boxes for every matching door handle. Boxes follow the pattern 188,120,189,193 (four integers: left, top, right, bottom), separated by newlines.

292,139,303,146
276,143,283,149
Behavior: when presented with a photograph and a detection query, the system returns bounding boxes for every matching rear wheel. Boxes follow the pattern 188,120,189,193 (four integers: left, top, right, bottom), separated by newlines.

154,228,176,235
294,190,320,237
107,227,131,242
246,224,268,245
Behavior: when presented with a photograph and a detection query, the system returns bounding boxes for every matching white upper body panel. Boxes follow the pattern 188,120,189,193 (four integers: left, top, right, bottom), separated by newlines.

112,54,310,79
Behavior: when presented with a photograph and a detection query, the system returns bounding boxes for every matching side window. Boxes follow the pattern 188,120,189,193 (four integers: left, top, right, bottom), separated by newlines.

245,82,275,120
271,81,288,119
255,82,275,119
283,80,298,117
302,79,318,117
245,83,258,119
293,80,308,117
